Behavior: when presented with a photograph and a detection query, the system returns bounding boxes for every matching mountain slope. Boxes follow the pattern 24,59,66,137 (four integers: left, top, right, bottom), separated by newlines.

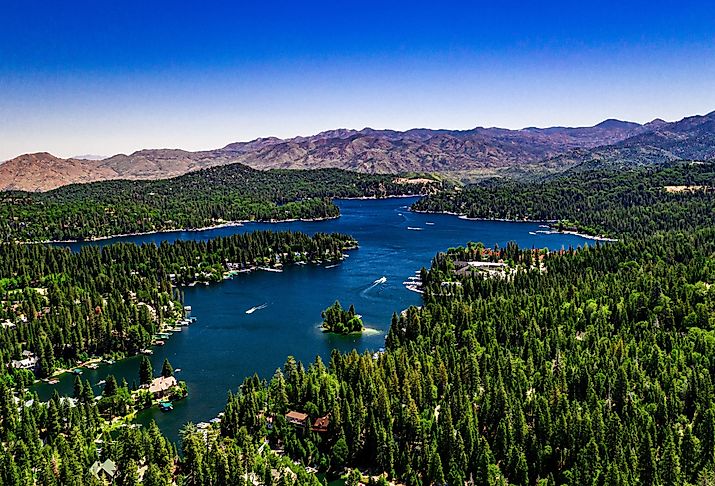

0,153,119,192
3,113,713,191
549,111,715,171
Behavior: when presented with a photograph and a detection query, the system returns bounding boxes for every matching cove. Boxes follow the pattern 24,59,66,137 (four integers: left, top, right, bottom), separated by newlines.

32,197,595,443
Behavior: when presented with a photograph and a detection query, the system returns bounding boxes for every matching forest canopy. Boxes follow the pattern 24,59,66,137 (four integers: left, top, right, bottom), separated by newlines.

0,163,435,242
412,162,715,237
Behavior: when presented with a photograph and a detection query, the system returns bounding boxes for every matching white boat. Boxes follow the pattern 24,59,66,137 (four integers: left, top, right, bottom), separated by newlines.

325,264,340,269
425,222,435,225
246,303,268,314
407,227,423,231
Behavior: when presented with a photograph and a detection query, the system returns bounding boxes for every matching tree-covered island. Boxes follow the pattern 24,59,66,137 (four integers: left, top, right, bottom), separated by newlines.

321,300,363,334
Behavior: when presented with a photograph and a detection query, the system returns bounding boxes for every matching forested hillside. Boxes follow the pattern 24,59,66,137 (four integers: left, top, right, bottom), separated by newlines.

0,164,433,242
413,162,715,237
196,228,715,485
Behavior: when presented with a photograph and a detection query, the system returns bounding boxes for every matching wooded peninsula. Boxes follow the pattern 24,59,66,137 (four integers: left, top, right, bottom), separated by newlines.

0,164,435,242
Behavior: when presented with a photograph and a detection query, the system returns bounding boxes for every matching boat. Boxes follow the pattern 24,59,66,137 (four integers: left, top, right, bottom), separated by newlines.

141,349,154,355
48,379,59,385
72,368,83,375
407,226,423,231
405,285,424,294
174,368,181,373
159,401,174,412
246,303,268,314
86,363,99,370
373,276,387,285
104,359,115,365
324,264,340,269
425,222,435,225
154,340,165,346
97,380,106,386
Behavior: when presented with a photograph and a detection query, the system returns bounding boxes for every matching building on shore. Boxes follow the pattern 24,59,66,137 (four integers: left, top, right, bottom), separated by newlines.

148,376,177,398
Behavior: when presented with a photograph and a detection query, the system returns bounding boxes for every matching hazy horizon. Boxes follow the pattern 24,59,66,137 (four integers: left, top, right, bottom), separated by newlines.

2,0,715,161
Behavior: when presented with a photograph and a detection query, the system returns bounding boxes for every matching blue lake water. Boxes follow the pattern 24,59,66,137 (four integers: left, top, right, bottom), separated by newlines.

33,197,594,442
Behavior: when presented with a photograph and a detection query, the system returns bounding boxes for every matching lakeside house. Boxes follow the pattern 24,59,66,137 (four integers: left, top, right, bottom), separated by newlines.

89,459,117,483
148,376,177,398
285,411,309,427
311,414,330,433
10,350,38,370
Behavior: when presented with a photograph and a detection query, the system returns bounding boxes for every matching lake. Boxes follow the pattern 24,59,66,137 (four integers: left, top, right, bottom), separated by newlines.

33,197,594,442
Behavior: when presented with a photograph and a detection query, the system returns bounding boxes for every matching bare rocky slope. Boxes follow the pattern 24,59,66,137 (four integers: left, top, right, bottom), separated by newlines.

2,112,713,192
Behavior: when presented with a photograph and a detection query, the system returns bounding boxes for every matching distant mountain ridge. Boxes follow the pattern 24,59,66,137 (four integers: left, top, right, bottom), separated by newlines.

2,111,714,192
546,111,715,171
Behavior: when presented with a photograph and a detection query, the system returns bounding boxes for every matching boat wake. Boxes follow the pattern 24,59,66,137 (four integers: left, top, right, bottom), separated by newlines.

245,303,268,314
361,276,387,297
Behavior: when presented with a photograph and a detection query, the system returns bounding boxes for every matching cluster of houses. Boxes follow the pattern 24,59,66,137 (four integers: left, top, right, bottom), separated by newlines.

285,410,331,434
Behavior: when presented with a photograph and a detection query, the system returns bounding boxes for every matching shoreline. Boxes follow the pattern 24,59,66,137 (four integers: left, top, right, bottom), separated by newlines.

33,251,354,387
336,193,425,201
411,209,618,242
22,194,427,245
24,214,342,245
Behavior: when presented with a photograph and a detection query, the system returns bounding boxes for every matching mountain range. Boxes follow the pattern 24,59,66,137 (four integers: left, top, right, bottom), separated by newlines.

2,111,714,192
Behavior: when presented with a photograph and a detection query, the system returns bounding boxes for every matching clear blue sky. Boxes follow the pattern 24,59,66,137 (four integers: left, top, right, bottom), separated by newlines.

1,0,714,160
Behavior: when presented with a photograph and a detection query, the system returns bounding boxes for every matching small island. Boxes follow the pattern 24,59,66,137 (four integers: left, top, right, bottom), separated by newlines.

321,300,363,334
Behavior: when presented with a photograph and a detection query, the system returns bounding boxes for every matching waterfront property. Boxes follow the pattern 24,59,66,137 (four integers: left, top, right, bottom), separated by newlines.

148,376,177,398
